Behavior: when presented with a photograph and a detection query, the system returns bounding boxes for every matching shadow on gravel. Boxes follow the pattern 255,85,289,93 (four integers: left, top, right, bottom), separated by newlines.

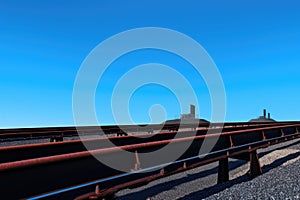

258,139,300,158
180,174,250,200
181,152,300,200
117,159,247,200
262,151,300,173
117,140,300,200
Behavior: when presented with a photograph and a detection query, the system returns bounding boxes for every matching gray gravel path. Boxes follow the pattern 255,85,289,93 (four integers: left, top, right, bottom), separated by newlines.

116,139,300,200
205,158,300,200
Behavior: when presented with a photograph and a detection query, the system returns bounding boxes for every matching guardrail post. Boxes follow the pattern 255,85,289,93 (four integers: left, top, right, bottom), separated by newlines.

183,162,187,169
261,131,266,140
217,158,229,184
281,129,285,137
95,185,100,195
249,150,262,177
131,150,141,171
160,168,165,175
229,135,234,147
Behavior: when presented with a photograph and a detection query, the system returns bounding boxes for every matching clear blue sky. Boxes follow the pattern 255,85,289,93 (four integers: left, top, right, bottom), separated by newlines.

0,0,299,128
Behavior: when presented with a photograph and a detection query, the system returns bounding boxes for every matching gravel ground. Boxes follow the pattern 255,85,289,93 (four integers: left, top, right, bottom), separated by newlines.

205,158,300,200
116,138,300,200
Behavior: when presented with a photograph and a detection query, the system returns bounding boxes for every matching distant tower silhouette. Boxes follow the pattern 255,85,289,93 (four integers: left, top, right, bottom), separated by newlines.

190,104,195,118
249,109,276,122
181,104,196,120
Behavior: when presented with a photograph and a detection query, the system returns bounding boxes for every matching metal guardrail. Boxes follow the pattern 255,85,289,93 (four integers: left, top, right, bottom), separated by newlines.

0,122,287,163
0,121,297,142
0,123,299,199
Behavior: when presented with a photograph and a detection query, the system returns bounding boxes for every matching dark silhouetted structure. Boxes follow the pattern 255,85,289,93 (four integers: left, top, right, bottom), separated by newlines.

165,104,209,124
249,109,276,122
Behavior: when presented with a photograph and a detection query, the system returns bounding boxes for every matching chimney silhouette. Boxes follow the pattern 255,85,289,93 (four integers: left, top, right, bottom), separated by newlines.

190,104,195,118
268,113,270,119
263,109,266,118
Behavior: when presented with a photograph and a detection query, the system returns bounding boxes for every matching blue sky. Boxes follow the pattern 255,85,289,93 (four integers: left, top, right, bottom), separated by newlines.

0,0,299,128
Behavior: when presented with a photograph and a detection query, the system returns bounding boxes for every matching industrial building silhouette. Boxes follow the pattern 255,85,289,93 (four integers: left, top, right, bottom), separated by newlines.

249,109,276,122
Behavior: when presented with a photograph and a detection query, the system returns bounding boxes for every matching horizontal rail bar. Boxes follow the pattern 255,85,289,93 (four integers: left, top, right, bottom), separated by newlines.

0,122,296,142
1,124,299,170
32,132,300,200
0,123,299,199
0,123,288,163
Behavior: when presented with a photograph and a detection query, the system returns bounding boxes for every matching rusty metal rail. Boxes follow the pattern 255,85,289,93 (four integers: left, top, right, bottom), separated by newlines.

0,123,299,199
0,121,295,142
0,122,289,164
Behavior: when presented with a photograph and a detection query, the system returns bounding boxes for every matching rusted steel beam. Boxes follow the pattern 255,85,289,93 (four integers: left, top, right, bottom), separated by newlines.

0,124,299,199
0,123,289,164
82,133,300,199
0,122,294,142
0,124,298,167
75,133,300,200
68,153,234,200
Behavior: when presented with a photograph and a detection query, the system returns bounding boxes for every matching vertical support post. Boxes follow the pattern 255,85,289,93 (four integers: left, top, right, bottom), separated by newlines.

281,129,285,137
217,158,229,184
229,135,234,147
160,168,165,175
131,150,141,171
249,150,262,178
261,131,266,140
95,185,100,195
183,162,187,169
